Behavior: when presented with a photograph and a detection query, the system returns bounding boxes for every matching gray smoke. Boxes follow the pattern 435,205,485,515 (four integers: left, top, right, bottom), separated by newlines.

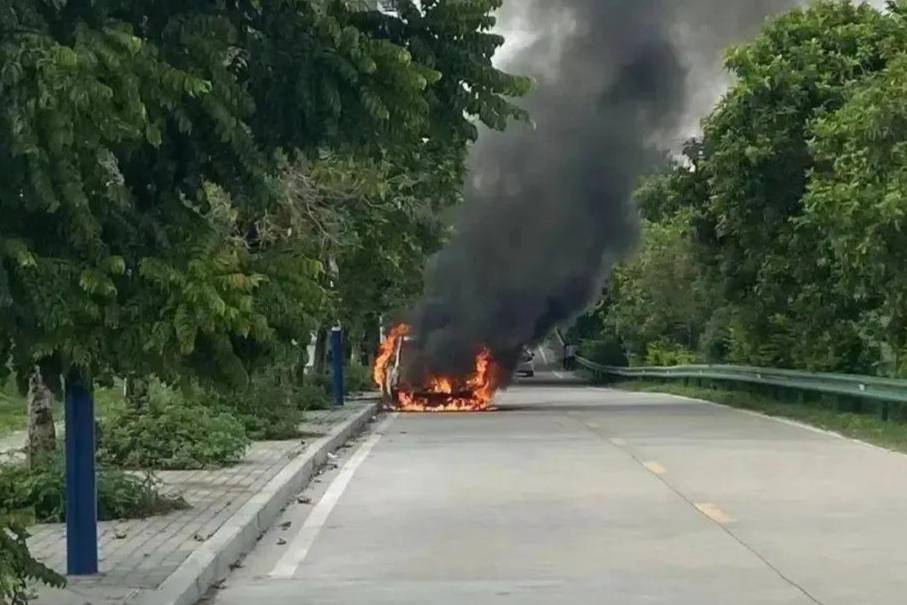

406,0,799,381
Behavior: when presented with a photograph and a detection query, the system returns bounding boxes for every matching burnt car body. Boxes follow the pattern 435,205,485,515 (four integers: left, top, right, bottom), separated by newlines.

382,335,474,404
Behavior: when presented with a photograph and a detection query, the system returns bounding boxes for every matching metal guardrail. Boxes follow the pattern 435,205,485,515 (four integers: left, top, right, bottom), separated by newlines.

576,357,907,414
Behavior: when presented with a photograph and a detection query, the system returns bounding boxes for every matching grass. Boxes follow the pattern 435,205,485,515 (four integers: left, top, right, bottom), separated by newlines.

0,379,27,434
0,377,125,438
614,380,907,454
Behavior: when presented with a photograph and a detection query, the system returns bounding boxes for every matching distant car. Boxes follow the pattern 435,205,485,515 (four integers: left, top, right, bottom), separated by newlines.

516,349,535,377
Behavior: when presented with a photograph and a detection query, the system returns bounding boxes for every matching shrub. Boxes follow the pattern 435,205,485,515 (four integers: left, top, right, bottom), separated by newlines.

343,362,374,394
296,383,331,411
214,372,309,440
1,517,65,605
315,361,375,401
98,383,249,470
644,341,699,367
0,456,187,524
579,338,629,367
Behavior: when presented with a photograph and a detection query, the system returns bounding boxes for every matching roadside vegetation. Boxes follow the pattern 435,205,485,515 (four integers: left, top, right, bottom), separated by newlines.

97,383,250,470
575,2,907,379
615,380,907,455
0,0,530,600
0,456,187,525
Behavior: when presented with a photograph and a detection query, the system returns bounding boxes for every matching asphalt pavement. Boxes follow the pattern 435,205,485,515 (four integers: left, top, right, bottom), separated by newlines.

202,374,907,605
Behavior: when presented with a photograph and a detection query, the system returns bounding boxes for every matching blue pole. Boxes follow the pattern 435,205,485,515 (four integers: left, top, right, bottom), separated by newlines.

65,373,98,575
331,327,344,406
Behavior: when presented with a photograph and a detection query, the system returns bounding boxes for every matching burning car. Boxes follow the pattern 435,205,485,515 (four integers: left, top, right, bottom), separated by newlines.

373,324,502,412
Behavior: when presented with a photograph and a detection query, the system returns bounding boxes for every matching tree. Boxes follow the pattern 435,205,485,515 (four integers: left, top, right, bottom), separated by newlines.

589,1,907,373
25,366,55,467
805,46,907,376
0,0,529,386
1,0,529,593
694,0,898,370
607,210,711,365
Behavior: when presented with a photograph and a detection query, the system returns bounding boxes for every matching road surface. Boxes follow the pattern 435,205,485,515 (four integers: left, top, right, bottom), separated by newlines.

203,375,907,605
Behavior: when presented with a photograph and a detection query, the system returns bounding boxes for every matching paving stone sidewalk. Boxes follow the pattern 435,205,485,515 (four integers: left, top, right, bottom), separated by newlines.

27,401,377,605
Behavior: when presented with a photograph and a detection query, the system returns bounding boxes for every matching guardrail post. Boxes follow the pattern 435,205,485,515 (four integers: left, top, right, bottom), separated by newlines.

881,402,890,422
65,372,98,575
331,326,344,406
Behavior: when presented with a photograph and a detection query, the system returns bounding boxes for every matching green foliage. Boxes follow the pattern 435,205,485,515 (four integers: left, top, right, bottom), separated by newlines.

693,0,901,371
588,1,907,376
578,338,628,367
0,0,530,596
0,519,64,605
296,383,332,412
0,0,529,388
606,210,711,364
210,363,333,440
0,455,187,524
643,342,698,367
98,383,249,470
343,362,374,394
805,51,907,375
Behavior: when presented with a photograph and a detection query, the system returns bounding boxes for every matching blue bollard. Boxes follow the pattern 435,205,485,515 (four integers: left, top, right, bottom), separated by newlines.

331,327,344,406
64,374,98,575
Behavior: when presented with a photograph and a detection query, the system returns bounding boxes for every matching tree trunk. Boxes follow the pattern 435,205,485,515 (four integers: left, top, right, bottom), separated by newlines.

124,374,150,410
26,367,56,467
313,328,328,376
362,317,380,367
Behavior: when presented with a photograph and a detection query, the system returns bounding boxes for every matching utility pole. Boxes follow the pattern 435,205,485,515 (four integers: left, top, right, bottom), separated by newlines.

64,372,98,575
329,257,344,406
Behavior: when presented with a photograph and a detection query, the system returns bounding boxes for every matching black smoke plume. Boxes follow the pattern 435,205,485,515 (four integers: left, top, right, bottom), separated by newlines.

405,0,797,381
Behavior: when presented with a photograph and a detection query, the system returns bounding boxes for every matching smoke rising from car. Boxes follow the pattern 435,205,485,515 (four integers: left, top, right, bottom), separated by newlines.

405,0,798,382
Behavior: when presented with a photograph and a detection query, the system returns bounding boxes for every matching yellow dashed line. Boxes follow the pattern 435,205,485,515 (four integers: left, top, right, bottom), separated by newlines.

695,503,735,525
643,461,667,475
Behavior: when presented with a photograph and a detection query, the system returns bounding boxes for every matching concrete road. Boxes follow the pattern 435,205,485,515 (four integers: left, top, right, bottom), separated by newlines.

203,376,907,605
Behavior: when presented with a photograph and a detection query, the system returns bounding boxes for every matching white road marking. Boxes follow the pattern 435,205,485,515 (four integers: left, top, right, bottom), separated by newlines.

553,371,567,380
270,415,396,578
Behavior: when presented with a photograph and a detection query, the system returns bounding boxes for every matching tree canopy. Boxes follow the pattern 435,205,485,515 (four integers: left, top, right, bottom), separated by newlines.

589,0,907,376
0,0,530,388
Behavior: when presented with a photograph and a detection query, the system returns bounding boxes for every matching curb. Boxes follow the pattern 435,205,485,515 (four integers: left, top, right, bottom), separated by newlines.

133,399,380,605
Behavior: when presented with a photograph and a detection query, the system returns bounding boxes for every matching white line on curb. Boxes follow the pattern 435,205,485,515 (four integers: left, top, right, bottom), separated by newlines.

270,414,397,579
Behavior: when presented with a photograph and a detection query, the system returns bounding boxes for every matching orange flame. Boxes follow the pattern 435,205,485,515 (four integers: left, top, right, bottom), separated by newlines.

373,323,411,389
373,324,501,413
